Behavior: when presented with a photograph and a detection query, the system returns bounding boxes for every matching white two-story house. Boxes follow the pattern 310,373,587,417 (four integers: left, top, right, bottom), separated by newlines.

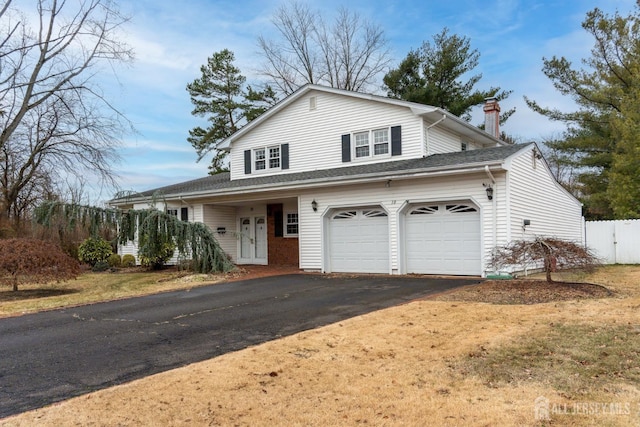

111,84,583,276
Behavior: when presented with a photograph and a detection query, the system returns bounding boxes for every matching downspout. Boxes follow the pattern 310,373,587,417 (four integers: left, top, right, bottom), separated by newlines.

485,165,497,275
424,114,446,156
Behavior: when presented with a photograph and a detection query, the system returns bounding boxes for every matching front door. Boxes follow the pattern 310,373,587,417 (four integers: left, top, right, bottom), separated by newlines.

238,216,267,264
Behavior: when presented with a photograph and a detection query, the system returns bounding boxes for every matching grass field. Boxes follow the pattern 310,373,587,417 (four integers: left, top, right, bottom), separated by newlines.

1,266,639,426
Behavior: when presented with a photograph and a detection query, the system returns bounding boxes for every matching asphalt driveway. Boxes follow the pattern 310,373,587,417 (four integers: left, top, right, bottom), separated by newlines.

0,273,480,418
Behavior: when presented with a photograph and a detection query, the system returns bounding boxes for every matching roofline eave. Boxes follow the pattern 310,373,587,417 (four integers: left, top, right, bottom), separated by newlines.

109,161,507,206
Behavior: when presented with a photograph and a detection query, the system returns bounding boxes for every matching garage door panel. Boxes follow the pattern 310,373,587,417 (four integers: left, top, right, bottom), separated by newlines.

330,209,388,274
405,203,480,275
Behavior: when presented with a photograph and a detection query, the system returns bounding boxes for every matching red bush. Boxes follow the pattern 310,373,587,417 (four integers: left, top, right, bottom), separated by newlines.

0,238,80,291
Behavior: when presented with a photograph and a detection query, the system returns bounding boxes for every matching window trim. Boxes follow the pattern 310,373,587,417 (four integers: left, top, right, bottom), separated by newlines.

351,127,391,161
252,145,282,173
284,211,299,237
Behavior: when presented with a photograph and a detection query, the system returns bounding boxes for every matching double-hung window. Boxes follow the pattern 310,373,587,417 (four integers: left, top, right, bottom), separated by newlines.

285,212,299,236
354,132,369,158
269,146,280,169
373,128,389,155
354,128,389,159
254,148,266,171
254,146,281,172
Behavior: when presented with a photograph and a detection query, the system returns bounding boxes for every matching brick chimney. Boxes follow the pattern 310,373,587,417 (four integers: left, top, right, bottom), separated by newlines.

483,97,500,139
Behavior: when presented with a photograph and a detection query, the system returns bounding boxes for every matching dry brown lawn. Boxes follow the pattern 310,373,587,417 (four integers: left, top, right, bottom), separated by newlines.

2,266,640,426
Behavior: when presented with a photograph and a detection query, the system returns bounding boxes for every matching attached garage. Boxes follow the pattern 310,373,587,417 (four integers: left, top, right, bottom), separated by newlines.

328,208,389,273
404,203,481,275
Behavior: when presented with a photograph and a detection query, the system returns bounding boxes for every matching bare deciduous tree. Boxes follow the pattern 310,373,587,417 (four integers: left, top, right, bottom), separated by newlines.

0,0,133,222
258,2,390,95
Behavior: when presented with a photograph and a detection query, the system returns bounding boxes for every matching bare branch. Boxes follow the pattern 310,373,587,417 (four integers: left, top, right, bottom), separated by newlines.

0,0,132,222
257,1,390,95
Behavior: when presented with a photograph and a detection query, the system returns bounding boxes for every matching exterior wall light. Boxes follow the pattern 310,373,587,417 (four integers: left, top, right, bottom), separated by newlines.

311,200,318,212
485,185,494,200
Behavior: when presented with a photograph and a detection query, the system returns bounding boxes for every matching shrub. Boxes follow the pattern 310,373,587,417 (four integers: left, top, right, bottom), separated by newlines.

139,242,175,270
78,237,113,266
92,260,110,272
489,237,601,282
121,254,136,267
107,253,122,267
0,238,80,291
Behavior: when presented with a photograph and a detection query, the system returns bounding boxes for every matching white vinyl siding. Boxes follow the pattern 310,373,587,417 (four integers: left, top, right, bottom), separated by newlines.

230,90,424,180
506,147,583,243
202,205,238,262
427,125,462,155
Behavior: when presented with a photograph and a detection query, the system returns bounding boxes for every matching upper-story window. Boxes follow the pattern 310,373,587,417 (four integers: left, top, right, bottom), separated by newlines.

341,126,400,163
354,132,369,158
373,129,389,155
254,146,281,172
245,144,289,175
354,128,389,159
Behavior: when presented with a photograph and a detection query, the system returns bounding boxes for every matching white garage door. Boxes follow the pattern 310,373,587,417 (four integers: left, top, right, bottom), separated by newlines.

329,208,389,273
405,203,480,275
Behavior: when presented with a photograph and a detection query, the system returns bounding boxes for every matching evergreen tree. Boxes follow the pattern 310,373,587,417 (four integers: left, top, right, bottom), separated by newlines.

525,5,640,219
187,50,276,173
383,28,514,123
609,62,640,218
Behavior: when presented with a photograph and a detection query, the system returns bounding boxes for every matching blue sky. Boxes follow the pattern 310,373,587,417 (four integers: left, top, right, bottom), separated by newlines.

99,0,635,201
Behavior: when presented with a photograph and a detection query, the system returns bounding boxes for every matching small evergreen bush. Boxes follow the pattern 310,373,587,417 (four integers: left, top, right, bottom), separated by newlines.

91,260,110,272
107,253,122,267
139,242,175,269
78,237,113,266
121,254,136,267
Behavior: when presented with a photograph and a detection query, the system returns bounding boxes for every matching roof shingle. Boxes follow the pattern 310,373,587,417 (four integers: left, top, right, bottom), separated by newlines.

112,143,530,203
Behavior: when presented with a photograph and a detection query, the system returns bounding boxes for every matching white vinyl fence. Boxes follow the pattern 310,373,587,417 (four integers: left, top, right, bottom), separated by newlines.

585,219,640,264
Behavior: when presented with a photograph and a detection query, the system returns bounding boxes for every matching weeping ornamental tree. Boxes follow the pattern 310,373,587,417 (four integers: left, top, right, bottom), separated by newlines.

34,202,235,274
489,237,601,283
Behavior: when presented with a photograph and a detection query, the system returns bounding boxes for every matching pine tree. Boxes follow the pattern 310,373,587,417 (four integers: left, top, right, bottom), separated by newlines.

186,50,276,173
525,5,640,219
383,28,514,123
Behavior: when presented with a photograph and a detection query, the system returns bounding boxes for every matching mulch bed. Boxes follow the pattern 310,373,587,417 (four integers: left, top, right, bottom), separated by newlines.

433,279,614,305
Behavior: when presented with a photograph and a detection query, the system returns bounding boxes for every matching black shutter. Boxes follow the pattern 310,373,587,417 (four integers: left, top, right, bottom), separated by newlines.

341,134,351,162
244,150,251,174
391,126,402,156
180,207,188,221
281,143,289,170
274,210,283,237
